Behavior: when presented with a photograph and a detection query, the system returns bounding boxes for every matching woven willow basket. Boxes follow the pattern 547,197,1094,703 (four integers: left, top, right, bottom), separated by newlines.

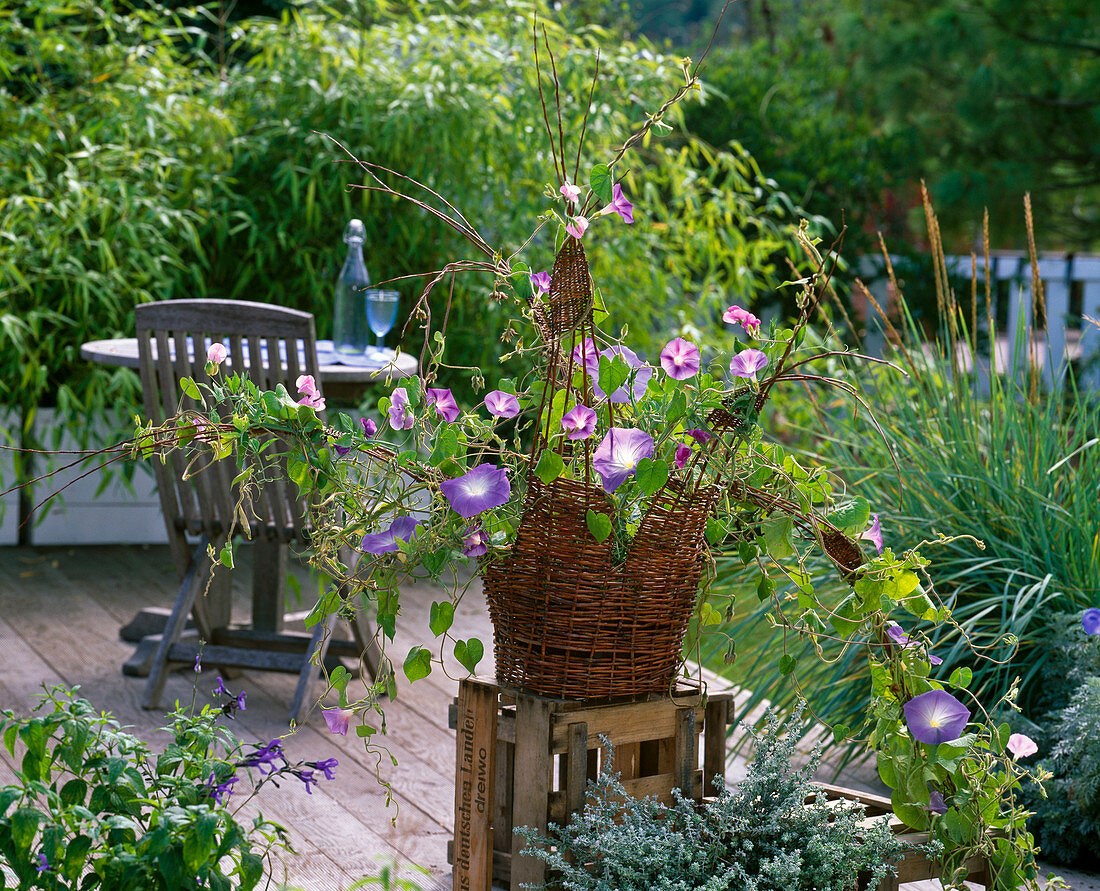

482,475,719,700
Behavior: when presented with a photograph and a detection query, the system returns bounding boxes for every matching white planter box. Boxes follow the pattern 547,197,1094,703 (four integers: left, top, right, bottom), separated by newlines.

15,409,167,546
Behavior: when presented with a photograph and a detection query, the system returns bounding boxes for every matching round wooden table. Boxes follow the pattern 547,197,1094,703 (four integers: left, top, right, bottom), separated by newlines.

80,338,418,403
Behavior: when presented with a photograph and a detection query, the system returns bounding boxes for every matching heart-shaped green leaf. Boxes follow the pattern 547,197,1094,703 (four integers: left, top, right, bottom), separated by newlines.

779,654,796,675
597,353,631,399
454,638,484,674
429,601,455,637
827,497,870,531
585,509,613,543
589,164,613,204
634,457,668,496
403,646,433,682
535,450,564,485
180,377,201,401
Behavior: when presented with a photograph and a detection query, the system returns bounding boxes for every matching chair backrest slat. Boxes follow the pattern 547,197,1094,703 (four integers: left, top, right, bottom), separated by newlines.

135,298,322,545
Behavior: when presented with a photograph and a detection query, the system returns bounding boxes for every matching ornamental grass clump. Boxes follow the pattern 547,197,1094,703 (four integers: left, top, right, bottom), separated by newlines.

516,707,936,891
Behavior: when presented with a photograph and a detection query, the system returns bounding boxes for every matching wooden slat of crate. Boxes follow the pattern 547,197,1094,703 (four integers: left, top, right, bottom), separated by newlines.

546,699,709,752
452,681,497,891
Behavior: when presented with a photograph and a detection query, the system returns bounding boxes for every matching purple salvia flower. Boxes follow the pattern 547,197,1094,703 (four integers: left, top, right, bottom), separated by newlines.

462,523,488,557
594,346,653,403
36,852,51,874
313,757,339,780
728,348,769,379
206,772,238,804
660,338,700,380
530,271,551,296
860,514,884,554
359,516,419,555
903,690,970,744
213,677,229,697
484,391,520,419
323,708,353,736
598,183,634,224
1083,608,1100,635
194,652,202,673
1007,733,1038,759
244,740,285,774
387,387,414,430
235,691,247,711
928,791,948,815
360,416,377,437
561,405,597,441
564,216,589,240
593,428,655,493
298,769,318,794
440,464,511,518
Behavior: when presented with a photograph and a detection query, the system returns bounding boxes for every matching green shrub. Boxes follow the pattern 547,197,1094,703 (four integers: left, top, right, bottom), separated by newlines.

516,707,935,891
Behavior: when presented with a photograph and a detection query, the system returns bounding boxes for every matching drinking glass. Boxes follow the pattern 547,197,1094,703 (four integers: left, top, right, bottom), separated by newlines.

365,289,400,358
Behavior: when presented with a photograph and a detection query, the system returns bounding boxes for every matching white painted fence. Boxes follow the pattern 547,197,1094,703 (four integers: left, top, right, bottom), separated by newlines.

860,252,1100,389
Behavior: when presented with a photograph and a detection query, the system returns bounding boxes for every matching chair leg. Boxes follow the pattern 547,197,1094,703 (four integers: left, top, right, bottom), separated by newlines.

142,537,218,710
289,612,338,726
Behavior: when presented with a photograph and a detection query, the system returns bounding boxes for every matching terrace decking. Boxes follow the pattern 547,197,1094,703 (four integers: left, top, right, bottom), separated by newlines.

1,544,1094,891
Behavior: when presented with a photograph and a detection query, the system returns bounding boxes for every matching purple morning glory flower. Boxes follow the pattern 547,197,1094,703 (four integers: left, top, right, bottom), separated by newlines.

598,183,634,224
323,708,353,736
213,677,229,697
1083,608,1100,635
530,271,551,296
426,388,460,423
674,443,691,469
572,337,599,378
728,348,769,379
1007,733,1038,759
860,514,884,554
244,740,285,774
205,772,238,804
594,346,653,403
359,516,420,555
484,391,520,419
561,404,597,440
686,429,712,445
312,757,339,780
360,416,377,437
903,689,970,744
886,623,943,666
441,464,511,518
928,791,948,815
462,523,488,557
593,428,655,492
36,852,51,874
660,338,700,380
387,387,415,430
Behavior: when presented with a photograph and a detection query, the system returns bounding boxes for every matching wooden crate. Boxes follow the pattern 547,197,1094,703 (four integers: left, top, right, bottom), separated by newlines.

448,677,733,891
809,783,992,891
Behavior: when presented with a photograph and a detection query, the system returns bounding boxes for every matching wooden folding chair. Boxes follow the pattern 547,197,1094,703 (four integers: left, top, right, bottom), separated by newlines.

132,298,381,723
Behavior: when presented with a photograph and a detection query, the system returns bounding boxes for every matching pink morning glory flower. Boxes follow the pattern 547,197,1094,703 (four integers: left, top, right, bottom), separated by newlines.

484,391,520,419
462,523,488,557
560,182,582,205
530,271,551,296
572,337,599,378
723,305,762,335
207,342,227,366
360,416,377,437
359,515,419,555
598,183,634,224
660,337,700,380
441,464,511,518
593,427,654,492
903,689,970,744
387,387,414,430
1007,733,1038,759
561,404,597,440
296,374,326,411
886,623,943,665
860,515,884,554
594,346,653,403
323,708,353,736
1083,608,1100,635
728,348,768,379
426,388,460,423
565,216,589,240
674,443,692,469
